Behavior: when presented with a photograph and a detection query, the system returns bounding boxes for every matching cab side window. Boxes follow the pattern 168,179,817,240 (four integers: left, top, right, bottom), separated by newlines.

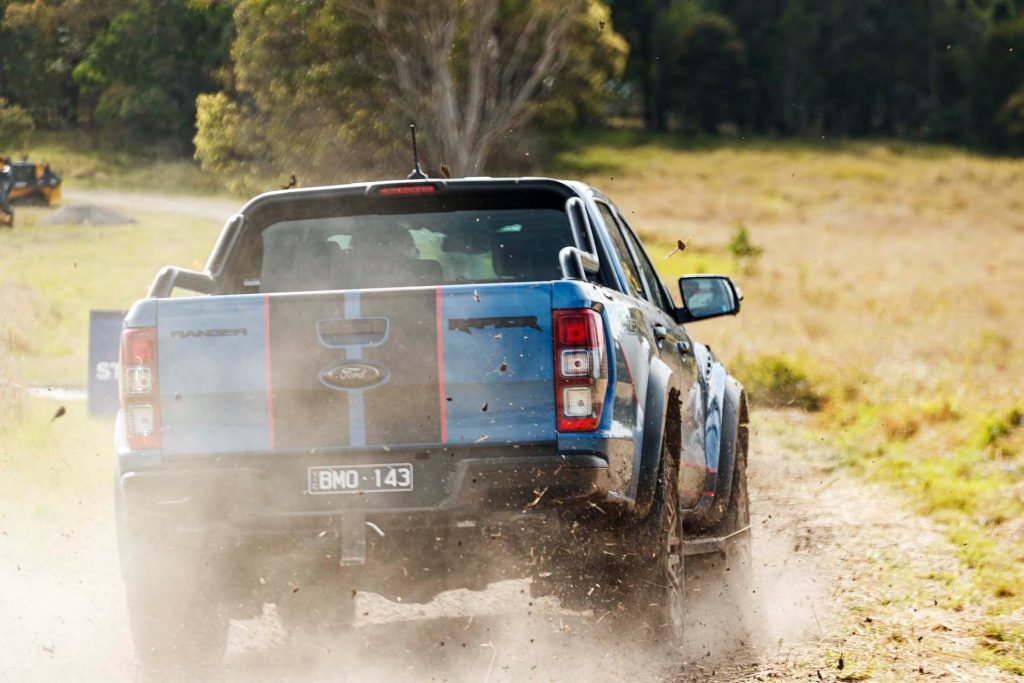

618,213,673,313
596,201,645,299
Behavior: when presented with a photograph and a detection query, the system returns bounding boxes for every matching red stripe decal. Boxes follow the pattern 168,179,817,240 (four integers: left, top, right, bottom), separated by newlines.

263,295,275,449
435,287,447,443
702,491,715,497
707,467,718,473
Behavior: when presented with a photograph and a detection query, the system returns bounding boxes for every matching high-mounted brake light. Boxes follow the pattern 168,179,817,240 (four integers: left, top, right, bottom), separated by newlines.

553,309,607,432
377,184,437,196
119,327,161,450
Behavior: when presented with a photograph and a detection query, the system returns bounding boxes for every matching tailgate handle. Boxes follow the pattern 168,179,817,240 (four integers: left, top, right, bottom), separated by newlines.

317,318,389,348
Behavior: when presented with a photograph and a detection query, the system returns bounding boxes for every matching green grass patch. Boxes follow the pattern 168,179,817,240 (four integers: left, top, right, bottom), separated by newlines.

0,398,112,518
14,130,232,196
830,400,1024,674
734,354,826,411
0,206,221,386
977,620,1024,676
642,231,736,284
972,406,1024,453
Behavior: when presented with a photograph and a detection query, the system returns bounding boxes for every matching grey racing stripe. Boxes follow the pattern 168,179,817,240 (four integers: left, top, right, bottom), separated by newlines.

343,291,366,447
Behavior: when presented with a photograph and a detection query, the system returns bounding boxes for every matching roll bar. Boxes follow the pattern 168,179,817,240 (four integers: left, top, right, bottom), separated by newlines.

560,197,601,281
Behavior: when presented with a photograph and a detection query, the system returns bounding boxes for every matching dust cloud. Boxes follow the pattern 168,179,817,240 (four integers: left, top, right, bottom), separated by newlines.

1,447,827,683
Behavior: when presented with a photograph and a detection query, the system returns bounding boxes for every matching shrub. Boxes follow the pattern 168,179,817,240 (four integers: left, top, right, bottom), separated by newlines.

0,98,34,150
734,354,824,411
973,406,1024,456
997,88,1024,154
728,224,763,273
880,398,961,441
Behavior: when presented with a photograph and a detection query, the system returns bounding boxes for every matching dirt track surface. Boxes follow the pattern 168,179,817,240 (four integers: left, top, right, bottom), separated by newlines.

62,189,239,223
1,410,1012,682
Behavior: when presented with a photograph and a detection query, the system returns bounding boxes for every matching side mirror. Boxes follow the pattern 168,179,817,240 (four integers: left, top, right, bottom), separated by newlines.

147,266,216,298
677,275,742,322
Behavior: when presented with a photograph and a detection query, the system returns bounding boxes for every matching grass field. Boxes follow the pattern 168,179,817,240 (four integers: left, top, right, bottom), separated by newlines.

0,207,222,387
0,131,1021,673
10,130,231,196
554,131,1024,673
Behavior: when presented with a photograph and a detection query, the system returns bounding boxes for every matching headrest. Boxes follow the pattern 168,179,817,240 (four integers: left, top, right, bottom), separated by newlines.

350,225,414,253
492,229,562,280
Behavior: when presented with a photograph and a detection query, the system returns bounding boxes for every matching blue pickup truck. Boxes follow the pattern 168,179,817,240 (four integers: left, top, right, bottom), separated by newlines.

116,177,750,674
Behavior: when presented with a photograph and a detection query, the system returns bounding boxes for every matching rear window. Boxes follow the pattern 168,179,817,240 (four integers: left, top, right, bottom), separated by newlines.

11,164,35,184
258,208,573,292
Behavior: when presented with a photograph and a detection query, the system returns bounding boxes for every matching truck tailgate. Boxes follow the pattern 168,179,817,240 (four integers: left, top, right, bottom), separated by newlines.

156,283,556,455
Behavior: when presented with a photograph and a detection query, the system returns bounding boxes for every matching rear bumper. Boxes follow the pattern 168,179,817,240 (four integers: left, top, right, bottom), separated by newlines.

118,449,609,538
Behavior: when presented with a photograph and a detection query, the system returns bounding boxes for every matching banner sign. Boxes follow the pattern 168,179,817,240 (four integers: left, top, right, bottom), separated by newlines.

87,310,125,417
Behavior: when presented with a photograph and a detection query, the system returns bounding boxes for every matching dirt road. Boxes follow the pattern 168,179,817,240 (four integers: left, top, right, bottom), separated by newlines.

1,409,1010,682
62,189,239,224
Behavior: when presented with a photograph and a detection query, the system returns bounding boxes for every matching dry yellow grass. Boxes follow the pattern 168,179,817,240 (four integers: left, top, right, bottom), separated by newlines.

558,138,1024,407
0,207,222,386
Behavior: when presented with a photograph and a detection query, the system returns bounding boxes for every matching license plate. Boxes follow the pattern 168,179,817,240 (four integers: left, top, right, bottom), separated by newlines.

308,463,414,495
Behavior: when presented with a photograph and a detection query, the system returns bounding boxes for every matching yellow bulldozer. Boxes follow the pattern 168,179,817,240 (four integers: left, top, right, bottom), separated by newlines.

1,159,62,228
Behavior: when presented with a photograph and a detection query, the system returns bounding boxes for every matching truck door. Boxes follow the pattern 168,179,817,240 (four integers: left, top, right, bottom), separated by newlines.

597,202,705,509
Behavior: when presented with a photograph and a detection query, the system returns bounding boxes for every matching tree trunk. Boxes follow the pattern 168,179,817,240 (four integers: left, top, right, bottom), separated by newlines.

343,0,580,176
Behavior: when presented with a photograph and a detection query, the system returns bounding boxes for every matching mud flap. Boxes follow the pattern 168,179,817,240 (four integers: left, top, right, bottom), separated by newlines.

633,358,674,519
339,513,367,566
681,525,750,556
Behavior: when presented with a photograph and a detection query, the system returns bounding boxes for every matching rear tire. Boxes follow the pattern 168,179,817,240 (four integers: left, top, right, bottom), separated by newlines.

715,397,752,582
640,440,685,646
121,529,230,679
605,437,685,648
540,436,686,652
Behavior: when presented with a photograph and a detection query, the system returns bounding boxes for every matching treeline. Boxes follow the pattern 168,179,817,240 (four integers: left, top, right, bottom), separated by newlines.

611,0,1024,150
0,0,1022,166
0,0,232,151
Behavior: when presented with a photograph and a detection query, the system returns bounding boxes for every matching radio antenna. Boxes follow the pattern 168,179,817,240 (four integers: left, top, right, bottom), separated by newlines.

407,124,427,180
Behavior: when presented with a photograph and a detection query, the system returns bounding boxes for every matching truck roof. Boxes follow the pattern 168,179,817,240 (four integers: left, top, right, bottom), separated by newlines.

236,177,597,217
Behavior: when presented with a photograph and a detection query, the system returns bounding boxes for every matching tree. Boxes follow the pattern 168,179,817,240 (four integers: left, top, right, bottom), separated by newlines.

336,0,625,174
0,97,33,150
609,0,673,130
997,87,1024,152
196,0,392,192
72,0,232,145
196,0,625,186
1,0,127,128
663,12,746,134
973,17,1024,149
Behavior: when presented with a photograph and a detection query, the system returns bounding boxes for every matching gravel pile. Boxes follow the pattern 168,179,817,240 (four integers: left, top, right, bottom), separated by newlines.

40,204,135,226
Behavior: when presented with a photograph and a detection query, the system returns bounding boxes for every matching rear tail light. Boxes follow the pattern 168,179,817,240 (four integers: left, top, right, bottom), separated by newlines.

119,327,161,449
553,309,607,432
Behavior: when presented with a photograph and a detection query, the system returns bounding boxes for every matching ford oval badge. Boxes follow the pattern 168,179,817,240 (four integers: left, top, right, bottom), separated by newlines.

319,360,389,391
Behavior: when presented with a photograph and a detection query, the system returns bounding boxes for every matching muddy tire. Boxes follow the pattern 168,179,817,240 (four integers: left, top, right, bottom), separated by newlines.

713,397,752,582
723,414,752,576
613,437,686,647
122,533,229,679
